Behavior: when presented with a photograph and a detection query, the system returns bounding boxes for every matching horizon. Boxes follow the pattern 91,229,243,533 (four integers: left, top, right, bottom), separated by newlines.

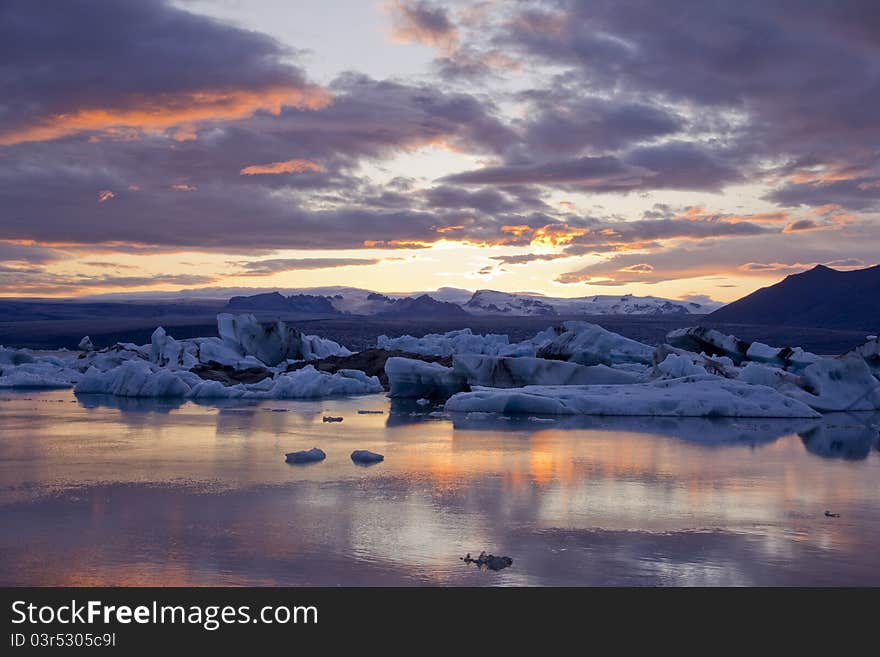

2,1,880,303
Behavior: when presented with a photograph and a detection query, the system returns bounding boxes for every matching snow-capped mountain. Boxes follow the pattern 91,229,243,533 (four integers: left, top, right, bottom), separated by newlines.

84,286,719,317
465,290,718,316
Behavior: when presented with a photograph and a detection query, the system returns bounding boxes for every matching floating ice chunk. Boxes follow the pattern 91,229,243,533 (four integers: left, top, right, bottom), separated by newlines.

378,328,513,357
285,447,326,464
217,313,305,366
652,345,736,379
0,362,81,389
653,353,709,379
385,357,467,398
74,360,191,397
445,376,820,418
264,367,382,399
453,354,638,388
536,321,654,366
351,449,384,464
78,336,94,352
666,327,750,364
0,346,36,366
667,327,818,371
847,336,880,376
150,327,199,370
300,333,351,360
75,342,150,372
739,357,880,411
188,379,246,399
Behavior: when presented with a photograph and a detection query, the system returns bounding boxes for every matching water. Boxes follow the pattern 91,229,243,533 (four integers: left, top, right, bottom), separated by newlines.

1,389,879,586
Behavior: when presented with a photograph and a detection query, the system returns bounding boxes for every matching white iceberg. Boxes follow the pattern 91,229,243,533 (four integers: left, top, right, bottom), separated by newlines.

452,354,638,388
536,321,655,366
847,336,880,376
189,365,381,400
445,375,820,418
0,362,81,389
667,327,818,371
739,356,880,412
78,336,94,352
217,313,349,365
150,327,199,370
74,360,191,397
377,328,516,357
385,357,467,398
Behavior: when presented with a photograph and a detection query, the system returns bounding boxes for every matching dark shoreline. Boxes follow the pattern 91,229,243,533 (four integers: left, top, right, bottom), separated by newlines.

0,310,869,355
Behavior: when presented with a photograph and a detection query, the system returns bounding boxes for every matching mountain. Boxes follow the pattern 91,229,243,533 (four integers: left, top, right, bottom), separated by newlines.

81,286,718,317
708,264,880,331
376,294,472,318
224,292,340,314
465,290,715,316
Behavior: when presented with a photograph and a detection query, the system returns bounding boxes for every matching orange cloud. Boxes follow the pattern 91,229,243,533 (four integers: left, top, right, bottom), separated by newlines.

788,163,873,184
0,85,332,146
677,206,790,224
97,190,115,203
434,224,464,234
239,159,323,176
170,184,196,192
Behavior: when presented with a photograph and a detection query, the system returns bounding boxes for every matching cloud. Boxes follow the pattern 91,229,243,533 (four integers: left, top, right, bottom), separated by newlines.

387,1,459,53
240,160,323,176
232,257,382,275
490,253,574,265
0,0,330,146
443,142,742,192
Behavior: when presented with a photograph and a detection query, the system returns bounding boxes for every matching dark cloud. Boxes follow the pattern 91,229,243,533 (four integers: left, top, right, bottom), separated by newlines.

387,1,458,51
443,142,742,192
0,0,326,145
232,258,382,275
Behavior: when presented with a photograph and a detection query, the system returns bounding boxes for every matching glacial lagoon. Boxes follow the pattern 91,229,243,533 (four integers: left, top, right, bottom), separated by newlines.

2,389,879,586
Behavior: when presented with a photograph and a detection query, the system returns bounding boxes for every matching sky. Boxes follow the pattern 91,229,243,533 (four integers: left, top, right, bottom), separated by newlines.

1,0,879,301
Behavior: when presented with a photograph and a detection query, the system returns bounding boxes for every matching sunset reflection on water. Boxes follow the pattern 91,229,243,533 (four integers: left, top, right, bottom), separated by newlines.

1,390,878,586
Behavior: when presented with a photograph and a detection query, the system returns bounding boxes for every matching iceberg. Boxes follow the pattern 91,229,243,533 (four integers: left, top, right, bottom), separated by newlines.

667,327,818,371
847,336,880,376
74,360,191,398
217,313,306,366
445,375,820,418
217,313,350,365
740,356,880,412
385,357,467,398
377,328,515,357
150,327,199,370
536,321,654,366
452,354,638,388
189,365,381,399
78,336,94,351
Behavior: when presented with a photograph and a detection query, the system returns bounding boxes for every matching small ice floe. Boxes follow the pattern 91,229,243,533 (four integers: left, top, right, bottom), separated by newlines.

322,415,343,423
428,410,448,418
825,510,841,518
357,410,384,414
461,551,513,572
528,416,556,424
416,398,431,406
350,450,384,464
285,447,326,464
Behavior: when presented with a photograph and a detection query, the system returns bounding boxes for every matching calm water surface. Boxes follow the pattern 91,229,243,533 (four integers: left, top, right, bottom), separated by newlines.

1,389,878,586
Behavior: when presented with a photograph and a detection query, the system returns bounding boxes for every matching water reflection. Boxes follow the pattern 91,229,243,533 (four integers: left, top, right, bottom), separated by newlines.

799,413,880,460
450,412,818,448
1,389,879,586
